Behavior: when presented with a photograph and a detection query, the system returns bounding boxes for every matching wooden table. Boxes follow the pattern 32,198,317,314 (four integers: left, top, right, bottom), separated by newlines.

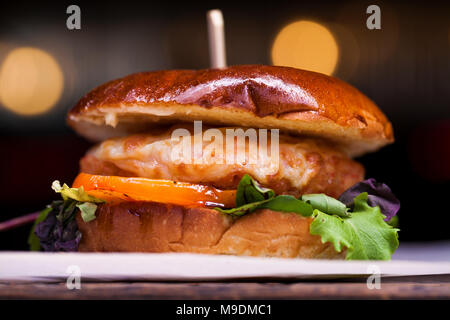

1,275,449,299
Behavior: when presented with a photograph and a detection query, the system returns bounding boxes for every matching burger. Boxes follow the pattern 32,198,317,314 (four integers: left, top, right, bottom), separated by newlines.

30,65,400,260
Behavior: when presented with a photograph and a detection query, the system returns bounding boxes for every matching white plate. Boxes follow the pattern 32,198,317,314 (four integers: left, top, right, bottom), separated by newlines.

1,242,449,282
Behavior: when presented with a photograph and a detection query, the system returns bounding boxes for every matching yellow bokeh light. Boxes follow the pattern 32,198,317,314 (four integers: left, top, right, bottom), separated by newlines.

0,47,63,115
271,20,339,75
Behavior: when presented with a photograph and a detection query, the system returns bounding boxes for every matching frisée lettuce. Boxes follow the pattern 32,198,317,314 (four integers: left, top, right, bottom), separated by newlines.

310,193,399,260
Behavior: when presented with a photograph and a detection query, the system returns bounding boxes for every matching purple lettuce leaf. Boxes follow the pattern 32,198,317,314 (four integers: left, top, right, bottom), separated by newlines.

338,178,400,221
34,200,81,252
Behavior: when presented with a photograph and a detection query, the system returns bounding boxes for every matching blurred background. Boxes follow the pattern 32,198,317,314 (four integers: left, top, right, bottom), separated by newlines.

0,0,448,249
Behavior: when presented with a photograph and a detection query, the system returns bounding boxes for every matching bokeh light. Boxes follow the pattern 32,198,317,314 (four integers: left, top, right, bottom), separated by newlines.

271,20,339,75
0,47,64,116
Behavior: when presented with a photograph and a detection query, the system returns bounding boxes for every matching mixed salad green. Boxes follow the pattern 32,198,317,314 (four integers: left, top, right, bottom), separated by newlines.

30,175,400,260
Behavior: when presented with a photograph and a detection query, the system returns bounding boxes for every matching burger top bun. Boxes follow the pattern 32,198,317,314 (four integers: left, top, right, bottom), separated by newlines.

67,65,393,157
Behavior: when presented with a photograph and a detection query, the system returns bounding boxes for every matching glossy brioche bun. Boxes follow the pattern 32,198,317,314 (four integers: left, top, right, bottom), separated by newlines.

68,65,393,157
76,201,344,259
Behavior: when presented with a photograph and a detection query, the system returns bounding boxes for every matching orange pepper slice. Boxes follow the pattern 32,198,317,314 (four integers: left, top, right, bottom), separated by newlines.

72,173,236,208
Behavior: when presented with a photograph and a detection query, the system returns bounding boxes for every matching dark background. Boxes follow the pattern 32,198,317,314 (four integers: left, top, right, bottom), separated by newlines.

0,0,449,250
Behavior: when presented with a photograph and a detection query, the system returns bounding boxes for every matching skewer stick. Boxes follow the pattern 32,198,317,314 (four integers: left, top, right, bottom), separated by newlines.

0,212,40,232
207,9,227,68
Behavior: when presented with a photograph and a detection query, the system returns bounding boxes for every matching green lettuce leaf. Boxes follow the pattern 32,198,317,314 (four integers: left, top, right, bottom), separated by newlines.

50,180,104,223
215,175,313,217
386,215,399,228
215,174,276,216
76,202,98,222
258,195,313,217
51,180,104,203
215,199,271,216
310,193,399,260
216,195,314,217
235,174,275,207
301,194,350,217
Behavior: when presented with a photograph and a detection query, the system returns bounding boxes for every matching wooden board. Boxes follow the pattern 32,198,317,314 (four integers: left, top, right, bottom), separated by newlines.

1,275,449,299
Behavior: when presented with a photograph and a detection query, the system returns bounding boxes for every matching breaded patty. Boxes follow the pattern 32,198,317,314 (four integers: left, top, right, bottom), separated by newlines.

80,128,364,198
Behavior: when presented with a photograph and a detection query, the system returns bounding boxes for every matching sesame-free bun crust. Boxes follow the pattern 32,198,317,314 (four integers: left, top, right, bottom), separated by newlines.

76,201,344,259
68,65,393,157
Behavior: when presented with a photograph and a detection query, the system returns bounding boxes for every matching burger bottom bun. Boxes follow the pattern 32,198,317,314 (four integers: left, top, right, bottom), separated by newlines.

76,201,344,259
